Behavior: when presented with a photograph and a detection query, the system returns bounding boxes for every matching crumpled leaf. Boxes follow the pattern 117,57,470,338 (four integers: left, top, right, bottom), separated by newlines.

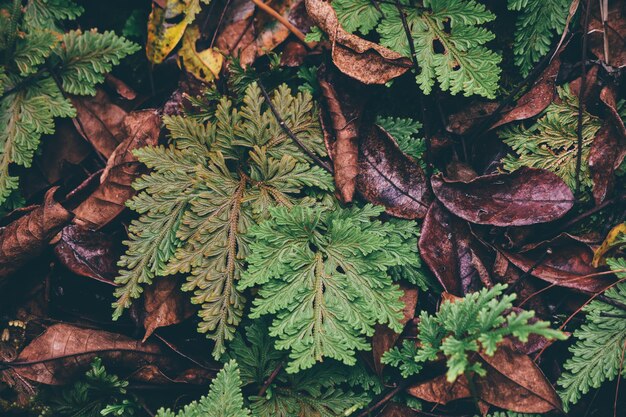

70,89,128,158
146,0,207,64
592,223,626,267
408,341,562,413
588,2,626,68
178,25,223,82
418,202,490,295
319,68,364,202
431,167,574,226
503,234,613,293
0,188,72,279
141,276,195,342
357,123,432,219
72,110,161,229
372,285,418,375
305,0,411,84
53,224,120,284
10,323,179,385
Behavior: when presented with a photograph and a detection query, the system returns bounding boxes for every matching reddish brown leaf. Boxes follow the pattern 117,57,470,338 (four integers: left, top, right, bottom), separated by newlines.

431,167,574,226
53,225,120,284
11,324,176,385
356,124,432,219
71,89,128,158
305,0,411,84
104,74,137,100
446,101,500,135
600,84,626,139
0,188,72,279
141,276,195,342
491,55,562,129
72,110,160,229
569,65,601,108
372,286,418,375
502,234,613,293
319,69,364,203
130,364,213,385
588,3,626,68
589,121,626,205
418,202,490,295
407,374,471,405
379,403,420,417
39,120,92,184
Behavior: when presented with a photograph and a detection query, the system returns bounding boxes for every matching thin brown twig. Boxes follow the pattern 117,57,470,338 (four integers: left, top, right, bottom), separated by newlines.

257,80,333,173
258,362,283,397
575,0,592,198
209,0,232,48
251,0,314,47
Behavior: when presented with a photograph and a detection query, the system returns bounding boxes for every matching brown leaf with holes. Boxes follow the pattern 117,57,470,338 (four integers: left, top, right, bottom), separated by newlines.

305,0,411,84
431,167,574,226
356,124,432,219
70,89,129,158
72,110,160,229
502,234,613,293
0,188,72,279
418,202,490,295
372,285,418,375
319,68,364,202
11,324,179,385
141,276,196,342
53,224,121,284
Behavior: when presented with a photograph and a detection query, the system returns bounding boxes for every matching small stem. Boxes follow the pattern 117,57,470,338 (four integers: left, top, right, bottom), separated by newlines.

257,80,333,173
251,0,314,47
210,0,232,48
394,0,419,71
355,381,409,417
258,362,283,397
600,0,610,64
598,294,626,312
575,0,592,198
464,370,481,413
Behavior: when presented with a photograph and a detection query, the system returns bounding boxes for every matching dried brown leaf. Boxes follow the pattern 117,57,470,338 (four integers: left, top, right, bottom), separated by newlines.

589,121,625,205
588,3,626,68
431,167,575,226
141,276,195,342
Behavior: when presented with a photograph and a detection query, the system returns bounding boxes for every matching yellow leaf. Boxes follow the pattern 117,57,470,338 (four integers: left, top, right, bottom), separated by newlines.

178,26,223,82
146,0,210,64
592,223,626,267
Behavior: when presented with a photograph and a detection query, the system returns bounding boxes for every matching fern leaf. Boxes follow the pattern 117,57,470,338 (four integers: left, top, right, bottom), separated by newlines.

23,0,84,31
14,30,58,75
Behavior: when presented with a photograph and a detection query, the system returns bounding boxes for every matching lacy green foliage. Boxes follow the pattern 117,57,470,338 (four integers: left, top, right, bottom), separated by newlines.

508,0,570,76
333,0,502,98
0,0,138,209
500,86,601,191
39,358,139,417
114,83,333,359
239,204,418,372
382,284,566,382
558,258,626,409
156,360,250,417
224,321,371,417
376,116,425,162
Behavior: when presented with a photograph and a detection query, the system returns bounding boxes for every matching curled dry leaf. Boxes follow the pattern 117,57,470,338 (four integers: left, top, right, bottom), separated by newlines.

502,234,613,293
357,124,432,219
372,286,418,375
53,224,120,285
589,121,625,205
141,276,196,342
408,341,562,413
431,167,575,226
592,223,626,267
305,0,411,84
0,188,72,279
418,202,490,295
70,89,128,158
318,69,364,202
72,110,161,230
11,323,177,385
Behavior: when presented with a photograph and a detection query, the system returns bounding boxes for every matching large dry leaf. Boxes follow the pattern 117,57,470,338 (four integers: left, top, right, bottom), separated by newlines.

70,89,128,158
372,286,418,375
53,224,120,284
502,234,613,293
11,324,176,385
305,0,411,84
178,25,223,82
408,342,562,413
146,0,196,64
141,276,195,342
0,188,72,279
72,110,160,229
418,202,490,295
431,167,574,226
356,124,432,219
319,69,364,203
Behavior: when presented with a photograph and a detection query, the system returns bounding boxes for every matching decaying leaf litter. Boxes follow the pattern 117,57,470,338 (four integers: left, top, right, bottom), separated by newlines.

0,0,625,416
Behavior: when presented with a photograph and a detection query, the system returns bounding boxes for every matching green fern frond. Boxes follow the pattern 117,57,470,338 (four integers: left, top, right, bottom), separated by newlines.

114,84,333,359
383,284,566,382
23,0,84,31
508,0,570,76
558,258,626,409
500,85,601,191
240,203,417,373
